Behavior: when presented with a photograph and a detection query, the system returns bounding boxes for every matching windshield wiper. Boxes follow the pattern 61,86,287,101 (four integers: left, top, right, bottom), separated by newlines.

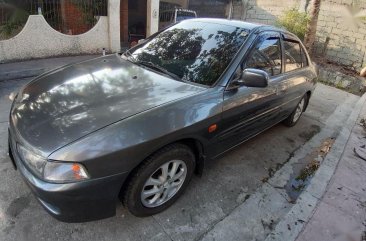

123,49,137,63
122,52,182,81
137,61,182,81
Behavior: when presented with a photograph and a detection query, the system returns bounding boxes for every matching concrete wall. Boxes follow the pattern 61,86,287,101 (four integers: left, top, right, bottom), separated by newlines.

109,0,121,53
189,0,227,18
233,0,300,24
314,0,366,69
146,0,160,36
162,0,188,8
231,0,366,70
0,15,110,63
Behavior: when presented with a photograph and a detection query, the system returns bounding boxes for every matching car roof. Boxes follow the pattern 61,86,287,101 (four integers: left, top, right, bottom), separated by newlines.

187,18,261,30
185,18,299,40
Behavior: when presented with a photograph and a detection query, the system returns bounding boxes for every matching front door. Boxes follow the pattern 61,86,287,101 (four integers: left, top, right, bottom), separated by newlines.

211,32,286,157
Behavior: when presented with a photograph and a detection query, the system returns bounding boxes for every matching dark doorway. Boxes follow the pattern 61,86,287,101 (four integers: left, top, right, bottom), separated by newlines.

120,0,147,48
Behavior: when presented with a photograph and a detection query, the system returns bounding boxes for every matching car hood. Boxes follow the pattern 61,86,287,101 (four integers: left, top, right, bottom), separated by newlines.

11,54,205,155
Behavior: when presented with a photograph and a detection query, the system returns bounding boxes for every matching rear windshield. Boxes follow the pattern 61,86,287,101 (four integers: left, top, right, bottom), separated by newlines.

128,21,250,86
176,11,196,22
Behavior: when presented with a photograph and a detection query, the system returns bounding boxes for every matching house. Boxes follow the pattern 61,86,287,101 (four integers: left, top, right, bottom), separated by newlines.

0,0,192,62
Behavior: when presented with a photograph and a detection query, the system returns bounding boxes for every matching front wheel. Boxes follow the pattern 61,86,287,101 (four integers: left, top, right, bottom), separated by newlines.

122,144,195,217
283,95,307,127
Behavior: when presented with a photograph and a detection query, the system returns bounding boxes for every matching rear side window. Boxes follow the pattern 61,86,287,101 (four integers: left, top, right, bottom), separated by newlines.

245,36,282,76
283,40,308,72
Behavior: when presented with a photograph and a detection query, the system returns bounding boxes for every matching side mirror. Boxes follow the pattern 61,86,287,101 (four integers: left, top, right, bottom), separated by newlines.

138,39,145,44
230,68,269,89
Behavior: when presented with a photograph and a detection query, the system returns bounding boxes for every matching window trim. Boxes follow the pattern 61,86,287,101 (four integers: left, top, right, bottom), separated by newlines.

300,45,309,67
281,33,310,67
281,37,309,73
227,31,282,87
244,32,283,77
226,30,312,89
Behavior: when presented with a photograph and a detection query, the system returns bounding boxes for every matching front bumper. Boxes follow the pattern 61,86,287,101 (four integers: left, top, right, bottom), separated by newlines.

8,130,128,222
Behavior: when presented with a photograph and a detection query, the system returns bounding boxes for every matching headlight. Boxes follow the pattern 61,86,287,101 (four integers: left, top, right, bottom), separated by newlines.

17,144,46,176
17,144,89,182
43,162,89,182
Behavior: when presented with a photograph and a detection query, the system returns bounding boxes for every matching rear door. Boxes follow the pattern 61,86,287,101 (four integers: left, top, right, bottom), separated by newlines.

211,31,286,157
278,34,310,118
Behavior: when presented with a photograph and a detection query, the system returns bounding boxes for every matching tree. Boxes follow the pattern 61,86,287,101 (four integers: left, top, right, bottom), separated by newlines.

0,1,30,39
276,8,310,40
303,0,321,55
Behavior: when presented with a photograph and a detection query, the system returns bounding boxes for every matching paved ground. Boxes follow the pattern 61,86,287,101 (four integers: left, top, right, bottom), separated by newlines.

0,68,360,241
296,97,366,241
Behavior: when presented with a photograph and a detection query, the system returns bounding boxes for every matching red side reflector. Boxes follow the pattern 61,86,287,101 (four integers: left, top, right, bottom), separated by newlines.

208,124,217,133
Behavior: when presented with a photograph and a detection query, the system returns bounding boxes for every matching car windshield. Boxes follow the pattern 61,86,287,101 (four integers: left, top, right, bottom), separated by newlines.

127,21,250,86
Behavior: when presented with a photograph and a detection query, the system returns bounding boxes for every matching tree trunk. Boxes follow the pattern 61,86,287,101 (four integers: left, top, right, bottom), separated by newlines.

227,0,233,19
241,0,249,20
304,0,321,55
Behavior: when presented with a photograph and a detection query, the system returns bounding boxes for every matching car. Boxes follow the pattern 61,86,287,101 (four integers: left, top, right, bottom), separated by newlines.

8,18,317,222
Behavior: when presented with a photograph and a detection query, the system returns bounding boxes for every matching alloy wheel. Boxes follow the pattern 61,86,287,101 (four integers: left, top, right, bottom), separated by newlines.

141,160,187,208
293,98,305,122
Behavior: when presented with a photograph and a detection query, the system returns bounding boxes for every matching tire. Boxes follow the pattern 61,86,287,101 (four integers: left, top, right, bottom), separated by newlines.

122,143,195,217
283,94,308,127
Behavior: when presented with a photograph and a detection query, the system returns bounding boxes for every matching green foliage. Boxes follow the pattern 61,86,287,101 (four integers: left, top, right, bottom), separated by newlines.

0,4,29,38
276,8,310,40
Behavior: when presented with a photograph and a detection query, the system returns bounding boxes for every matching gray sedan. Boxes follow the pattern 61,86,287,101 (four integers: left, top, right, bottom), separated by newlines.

8,18,317,222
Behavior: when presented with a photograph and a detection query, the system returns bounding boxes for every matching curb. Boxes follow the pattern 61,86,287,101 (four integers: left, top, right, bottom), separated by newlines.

264,91,366,241
0,68,47,81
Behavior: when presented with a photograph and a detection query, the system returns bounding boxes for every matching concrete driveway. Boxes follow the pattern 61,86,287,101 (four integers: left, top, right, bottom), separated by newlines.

0,79,359,241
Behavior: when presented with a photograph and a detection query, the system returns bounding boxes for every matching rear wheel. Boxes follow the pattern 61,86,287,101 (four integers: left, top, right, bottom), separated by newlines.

122,144,195,217
283,94,307,127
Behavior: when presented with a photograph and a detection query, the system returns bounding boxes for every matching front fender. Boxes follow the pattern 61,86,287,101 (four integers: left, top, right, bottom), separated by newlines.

48,89,223,178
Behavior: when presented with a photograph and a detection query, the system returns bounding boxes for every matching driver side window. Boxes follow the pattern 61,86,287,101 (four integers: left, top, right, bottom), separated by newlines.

245,36,282,76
